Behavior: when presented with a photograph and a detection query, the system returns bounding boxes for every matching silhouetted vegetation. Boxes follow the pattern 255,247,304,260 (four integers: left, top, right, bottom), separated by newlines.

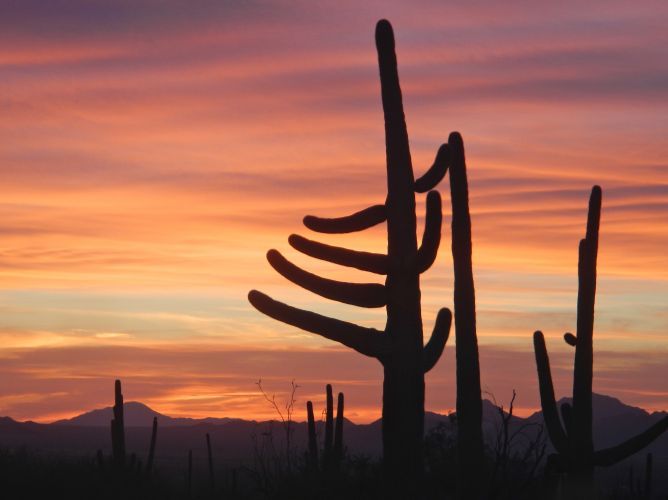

533,187,668,499
248,19,454,494
1,17,666,500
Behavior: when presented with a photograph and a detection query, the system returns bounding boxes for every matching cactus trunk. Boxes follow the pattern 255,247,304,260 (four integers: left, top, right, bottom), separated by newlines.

146,416,157,475
448,132,485,499
111,379,126,469
334,391,344,466
324,383,334,468
306,400,318,470
248,19,452,486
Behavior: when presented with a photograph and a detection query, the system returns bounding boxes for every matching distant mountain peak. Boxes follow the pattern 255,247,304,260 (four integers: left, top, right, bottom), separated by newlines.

53,401,240,427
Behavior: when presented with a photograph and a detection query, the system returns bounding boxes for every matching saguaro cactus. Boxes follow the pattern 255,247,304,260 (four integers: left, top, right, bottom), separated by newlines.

306,401,318,470
249,20,452,483
146,416,158,475
533,186,668,495
324,384,334,467
334,391,345,466
111,379,126,468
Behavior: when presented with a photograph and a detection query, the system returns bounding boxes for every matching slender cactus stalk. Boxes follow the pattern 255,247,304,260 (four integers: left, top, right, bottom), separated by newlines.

248,19,453,486
111,379,126,469
146,416,157,476
324,384,334,470
306,400,318,470
533,187,668,497
334,391,345,467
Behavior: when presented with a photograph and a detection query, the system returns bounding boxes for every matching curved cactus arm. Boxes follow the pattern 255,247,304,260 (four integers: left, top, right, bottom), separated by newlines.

248,290,388,358
288,234,388,275
423,308,452,373
304,205,386,234
417,191,442,273
266,249,387,308
533,331,569,454
564,332,577,346
560,402,573,437
414,144,450,193
593,416,668,467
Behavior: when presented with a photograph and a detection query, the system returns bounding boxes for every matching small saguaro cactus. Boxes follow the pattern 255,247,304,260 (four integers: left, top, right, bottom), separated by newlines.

324,384,334,467
249,19,452,483
334,391,345,466
111,379,126,469
306,400,318,470
533,186,668,496
146,416,158,475
305,385,346,472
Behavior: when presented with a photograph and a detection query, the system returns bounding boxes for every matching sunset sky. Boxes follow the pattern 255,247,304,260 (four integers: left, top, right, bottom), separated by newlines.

1,1,666,424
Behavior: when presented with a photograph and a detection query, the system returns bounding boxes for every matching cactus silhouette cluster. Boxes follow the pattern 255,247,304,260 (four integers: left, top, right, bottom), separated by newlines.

249,20,454,485
306,384,345,473
533,186,668,496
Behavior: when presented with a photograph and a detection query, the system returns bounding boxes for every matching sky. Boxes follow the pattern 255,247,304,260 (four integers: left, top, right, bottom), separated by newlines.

0,0,666,424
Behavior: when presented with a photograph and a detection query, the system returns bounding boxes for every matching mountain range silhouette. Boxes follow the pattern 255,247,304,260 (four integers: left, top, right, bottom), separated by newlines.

2,393,665,461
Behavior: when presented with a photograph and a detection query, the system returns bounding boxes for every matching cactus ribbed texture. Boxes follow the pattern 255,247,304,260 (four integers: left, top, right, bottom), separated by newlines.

248,19,452,485
111,379,126,469
533,186,668,496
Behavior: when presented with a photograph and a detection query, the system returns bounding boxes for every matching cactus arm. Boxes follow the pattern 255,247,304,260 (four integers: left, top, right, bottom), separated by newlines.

248,290,387,358
288,234,388,274
414,144,450,193
303,205,386,233
422,308,451,373
417,191,442,273
266,249,387,308
560,402,573,437
564,332,577,346
533,331,569,454
593,416,668,467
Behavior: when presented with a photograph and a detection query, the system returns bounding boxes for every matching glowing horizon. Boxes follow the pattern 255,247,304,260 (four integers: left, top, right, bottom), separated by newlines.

1,1,666,424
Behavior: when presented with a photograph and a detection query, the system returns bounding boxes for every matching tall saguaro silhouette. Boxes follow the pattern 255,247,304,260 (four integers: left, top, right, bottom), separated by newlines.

111,379,126,469
248,20,452,485
533,186,668,497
